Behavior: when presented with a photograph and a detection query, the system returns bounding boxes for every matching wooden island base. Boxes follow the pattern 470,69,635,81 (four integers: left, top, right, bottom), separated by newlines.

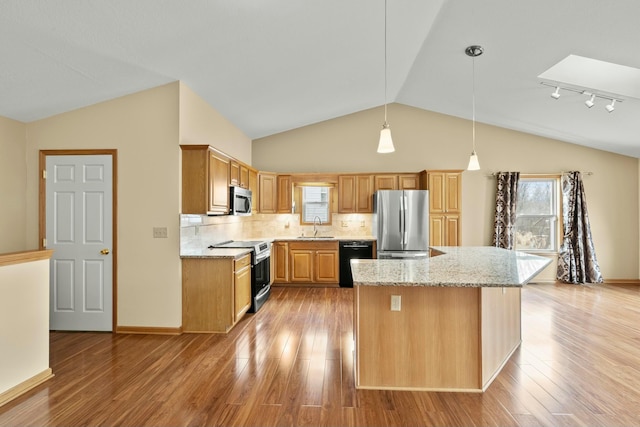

354,285,521,392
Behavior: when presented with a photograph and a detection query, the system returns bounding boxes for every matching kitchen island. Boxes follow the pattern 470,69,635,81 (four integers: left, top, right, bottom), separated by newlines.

350,246,551,392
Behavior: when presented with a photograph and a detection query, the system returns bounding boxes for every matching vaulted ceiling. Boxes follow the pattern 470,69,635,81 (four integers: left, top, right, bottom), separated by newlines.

2,1,640,157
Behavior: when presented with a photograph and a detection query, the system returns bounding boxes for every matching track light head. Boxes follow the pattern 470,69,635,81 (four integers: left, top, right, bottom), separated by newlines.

585,94,595,108
551,87,561,99
606,99,616,113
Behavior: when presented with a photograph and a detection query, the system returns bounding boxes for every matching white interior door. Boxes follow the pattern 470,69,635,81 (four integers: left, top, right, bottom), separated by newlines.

46,155,113,331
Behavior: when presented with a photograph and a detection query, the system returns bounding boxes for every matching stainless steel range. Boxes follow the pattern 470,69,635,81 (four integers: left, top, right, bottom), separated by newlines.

210,240,271,313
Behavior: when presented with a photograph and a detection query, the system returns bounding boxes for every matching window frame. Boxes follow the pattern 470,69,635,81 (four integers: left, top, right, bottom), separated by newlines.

298,185,332,225
514,174,562,254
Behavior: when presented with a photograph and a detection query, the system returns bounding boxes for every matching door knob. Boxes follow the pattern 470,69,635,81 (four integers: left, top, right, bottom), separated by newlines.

100,249,110,255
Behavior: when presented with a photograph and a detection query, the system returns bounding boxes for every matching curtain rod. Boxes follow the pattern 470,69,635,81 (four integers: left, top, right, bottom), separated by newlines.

487,171,594,177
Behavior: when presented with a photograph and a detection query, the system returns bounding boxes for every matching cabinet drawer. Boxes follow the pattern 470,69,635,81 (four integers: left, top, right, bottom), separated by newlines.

288,241,338,251
234,254,251,270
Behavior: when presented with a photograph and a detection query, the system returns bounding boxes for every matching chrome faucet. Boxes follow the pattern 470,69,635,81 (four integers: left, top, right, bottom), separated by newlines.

313,216,322,237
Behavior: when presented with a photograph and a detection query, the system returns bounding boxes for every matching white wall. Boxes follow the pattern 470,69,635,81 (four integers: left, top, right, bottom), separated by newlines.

0,257,50,397
253,103,639,281
179,82,252,165
0,117,27,253
25,83,182,328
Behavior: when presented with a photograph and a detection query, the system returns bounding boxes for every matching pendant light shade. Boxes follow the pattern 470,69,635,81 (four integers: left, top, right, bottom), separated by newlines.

377,122,394,153
377,0,395,153
465,45,483,170
467,151,480,170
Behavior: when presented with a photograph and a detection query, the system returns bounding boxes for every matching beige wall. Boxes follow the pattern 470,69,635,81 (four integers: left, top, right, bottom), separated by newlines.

0,117,27,253
253,103,639,280
178,82,252,164
25,83,182,328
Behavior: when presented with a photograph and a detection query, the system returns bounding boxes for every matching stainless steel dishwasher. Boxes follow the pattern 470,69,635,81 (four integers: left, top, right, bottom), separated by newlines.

339,240,374,287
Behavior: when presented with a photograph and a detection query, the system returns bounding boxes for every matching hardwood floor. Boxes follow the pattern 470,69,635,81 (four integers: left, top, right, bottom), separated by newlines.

2,283,640,426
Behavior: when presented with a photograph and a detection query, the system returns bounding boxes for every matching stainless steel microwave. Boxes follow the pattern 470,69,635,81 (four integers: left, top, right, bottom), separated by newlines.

230,186,252,215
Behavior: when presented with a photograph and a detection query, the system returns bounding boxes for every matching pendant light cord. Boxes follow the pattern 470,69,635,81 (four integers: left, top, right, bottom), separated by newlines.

384,0,388,125
472,54,476,152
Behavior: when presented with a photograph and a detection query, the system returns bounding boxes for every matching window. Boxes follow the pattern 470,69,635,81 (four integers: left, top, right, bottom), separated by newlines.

301,186,330,224
515,177,560,252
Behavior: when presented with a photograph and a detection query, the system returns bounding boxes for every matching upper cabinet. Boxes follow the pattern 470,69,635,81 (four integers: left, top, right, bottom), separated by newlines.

374,175,398,191
338,174,374,213
181,145,229,215
398,174,420,190
249,169,258,212
259,172,277,213
427,170,462,246
277,175,292,213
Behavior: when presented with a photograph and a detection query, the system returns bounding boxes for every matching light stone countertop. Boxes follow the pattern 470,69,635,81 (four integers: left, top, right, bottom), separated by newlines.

180,247,252,259
350,246,552,288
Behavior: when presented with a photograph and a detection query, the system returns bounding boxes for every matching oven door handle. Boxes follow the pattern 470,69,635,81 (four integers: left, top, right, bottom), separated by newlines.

254,253,270,264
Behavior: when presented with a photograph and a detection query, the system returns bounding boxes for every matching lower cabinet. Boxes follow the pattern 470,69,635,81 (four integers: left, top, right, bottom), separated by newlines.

182,254,252,333
273,240,339,286
430,214,461,246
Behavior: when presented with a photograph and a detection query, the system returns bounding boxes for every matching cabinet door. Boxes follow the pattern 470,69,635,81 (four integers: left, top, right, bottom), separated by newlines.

428,172,446,214
429,215,445,246
315,250,339,283
445,174,461,213
249,169,258,212
356,175,374,212
375,175,398,191
399,174,419,190
229,160,240,187
259,173,277,213
209,151,230,214
290,249,314,282
277,175,292,213
445,214,461,246
234,262,251,322
273,242,289,283
338,175,356,213
240,165,250,189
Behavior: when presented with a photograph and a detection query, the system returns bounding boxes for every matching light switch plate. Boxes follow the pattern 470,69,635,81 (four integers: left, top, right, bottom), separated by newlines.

153,227,168,238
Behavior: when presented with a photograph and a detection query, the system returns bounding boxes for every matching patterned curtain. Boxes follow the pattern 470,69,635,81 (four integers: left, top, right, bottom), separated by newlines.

557,171,603,284
492,172,520,249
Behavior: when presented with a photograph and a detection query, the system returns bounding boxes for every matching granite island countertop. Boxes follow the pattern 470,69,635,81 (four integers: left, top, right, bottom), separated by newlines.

350,246,552,287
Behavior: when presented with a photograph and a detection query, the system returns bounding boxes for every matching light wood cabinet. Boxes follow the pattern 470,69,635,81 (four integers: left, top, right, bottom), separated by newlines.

277,175,292,213
398,174,420,190
240,164,250,189
273,241,289,283
427,171,462,246
374,175,398,191
273,240,339,286
182,253,251,333
249,168,258,212
181,145,229,215
229,160,240,187
259,172,277,213
338,174,374,213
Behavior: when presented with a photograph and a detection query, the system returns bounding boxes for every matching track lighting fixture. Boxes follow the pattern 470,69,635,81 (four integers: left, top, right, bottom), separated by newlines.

540,82,623,113
606,99,616,113
585,94,595,108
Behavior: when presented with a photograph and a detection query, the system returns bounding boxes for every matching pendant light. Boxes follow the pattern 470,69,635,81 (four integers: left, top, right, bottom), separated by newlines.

465,45,483,170
377,0,395,153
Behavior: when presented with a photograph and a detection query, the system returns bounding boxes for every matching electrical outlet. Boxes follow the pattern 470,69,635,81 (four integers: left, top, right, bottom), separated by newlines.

341,221,348,227
360,220,365,227
153,227,168,238
390,295,401,311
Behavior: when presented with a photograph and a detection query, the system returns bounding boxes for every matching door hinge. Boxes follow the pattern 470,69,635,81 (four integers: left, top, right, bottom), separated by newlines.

42,238,47,248
42,170,47,179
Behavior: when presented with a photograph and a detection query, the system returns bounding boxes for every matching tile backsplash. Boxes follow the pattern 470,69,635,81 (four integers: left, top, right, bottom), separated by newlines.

180,213,373,251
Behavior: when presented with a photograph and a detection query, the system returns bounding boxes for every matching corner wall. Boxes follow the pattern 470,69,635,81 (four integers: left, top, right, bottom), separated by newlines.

253,103,639,280
25,83,182,328
0,117,27,253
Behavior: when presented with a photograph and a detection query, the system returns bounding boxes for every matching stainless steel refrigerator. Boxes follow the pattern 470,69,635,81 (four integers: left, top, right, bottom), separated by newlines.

373,190,429,259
